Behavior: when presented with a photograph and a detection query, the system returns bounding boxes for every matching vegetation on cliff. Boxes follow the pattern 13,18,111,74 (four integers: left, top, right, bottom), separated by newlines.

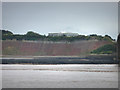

117,33,120,65
90,44,117,54
1,30,115,42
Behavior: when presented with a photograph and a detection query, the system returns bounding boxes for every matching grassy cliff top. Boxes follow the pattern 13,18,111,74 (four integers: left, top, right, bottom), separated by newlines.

1,30,115,42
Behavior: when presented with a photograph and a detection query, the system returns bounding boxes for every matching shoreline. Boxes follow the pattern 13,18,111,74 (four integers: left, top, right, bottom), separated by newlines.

0,63,119,66
1,54,118,64
1,54,115,59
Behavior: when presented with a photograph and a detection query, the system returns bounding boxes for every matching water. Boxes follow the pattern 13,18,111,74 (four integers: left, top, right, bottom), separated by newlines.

2,64,118,88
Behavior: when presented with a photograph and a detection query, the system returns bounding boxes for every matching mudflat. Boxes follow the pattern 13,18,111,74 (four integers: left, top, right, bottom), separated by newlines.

2,64,118,88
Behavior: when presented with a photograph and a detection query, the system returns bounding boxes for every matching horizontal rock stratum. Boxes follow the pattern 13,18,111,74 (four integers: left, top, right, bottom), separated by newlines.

2,40,112,56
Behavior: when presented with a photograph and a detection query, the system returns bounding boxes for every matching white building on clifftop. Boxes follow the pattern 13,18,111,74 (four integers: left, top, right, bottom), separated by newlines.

48,32,79,37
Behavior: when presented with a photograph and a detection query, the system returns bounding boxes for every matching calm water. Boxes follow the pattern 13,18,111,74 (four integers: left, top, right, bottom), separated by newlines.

2,64,118,88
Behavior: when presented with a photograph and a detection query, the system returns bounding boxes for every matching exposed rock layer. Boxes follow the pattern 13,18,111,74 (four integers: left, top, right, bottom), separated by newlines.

2,40,112,56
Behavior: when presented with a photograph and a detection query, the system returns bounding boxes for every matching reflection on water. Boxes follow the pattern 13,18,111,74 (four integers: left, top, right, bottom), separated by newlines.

2,64,118,88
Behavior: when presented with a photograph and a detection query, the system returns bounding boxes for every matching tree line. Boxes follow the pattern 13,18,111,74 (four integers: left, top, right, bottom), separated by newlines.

1,30,115,42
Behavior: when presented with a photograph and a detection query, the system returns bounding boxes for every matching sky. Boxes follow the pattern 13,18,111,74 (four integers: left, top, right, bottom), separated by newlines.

2,2,118,39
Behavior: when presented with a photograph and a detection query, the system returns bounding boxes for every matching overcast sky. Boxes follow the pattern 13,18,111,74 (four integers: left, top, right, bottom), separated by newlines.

2,2,118,39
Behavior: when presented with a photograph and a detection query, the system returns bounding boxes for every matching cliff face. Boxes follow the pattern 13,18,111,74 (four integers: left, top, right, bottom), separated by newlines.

2,40,112,56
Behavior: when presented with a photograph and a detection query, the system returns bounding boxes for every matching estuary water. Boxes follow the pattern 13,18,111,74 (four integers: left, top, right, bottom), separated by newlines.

2,64,118,88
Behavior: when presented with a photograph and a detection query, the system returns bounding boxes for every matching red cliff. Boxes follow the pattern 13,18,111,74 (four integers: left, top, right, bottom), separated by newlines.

2,40,112,56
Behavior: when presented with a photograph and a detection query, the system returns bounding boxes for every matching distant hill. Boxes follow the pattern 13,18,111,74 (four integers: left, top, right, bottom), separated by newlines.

1,30,115,42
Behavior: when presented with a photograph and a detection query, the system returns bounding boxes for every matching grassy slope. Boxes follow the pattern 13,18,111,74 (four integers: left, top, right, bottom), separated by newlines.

90,43,117,54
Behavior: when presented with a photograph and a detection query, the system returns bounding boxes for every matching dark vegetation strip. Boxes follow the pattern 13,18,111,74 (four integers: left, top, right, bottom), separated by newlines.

2,55,118,64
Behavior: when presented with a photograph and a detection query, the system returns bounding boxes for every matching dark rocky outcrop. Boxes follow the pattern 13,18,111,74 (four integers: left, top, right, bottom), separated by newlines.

117,33,120,66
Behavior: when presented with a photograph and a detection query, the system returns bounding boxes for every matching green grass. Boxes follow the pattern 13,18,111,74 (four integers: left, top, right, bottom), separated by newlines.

90,44,117,54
